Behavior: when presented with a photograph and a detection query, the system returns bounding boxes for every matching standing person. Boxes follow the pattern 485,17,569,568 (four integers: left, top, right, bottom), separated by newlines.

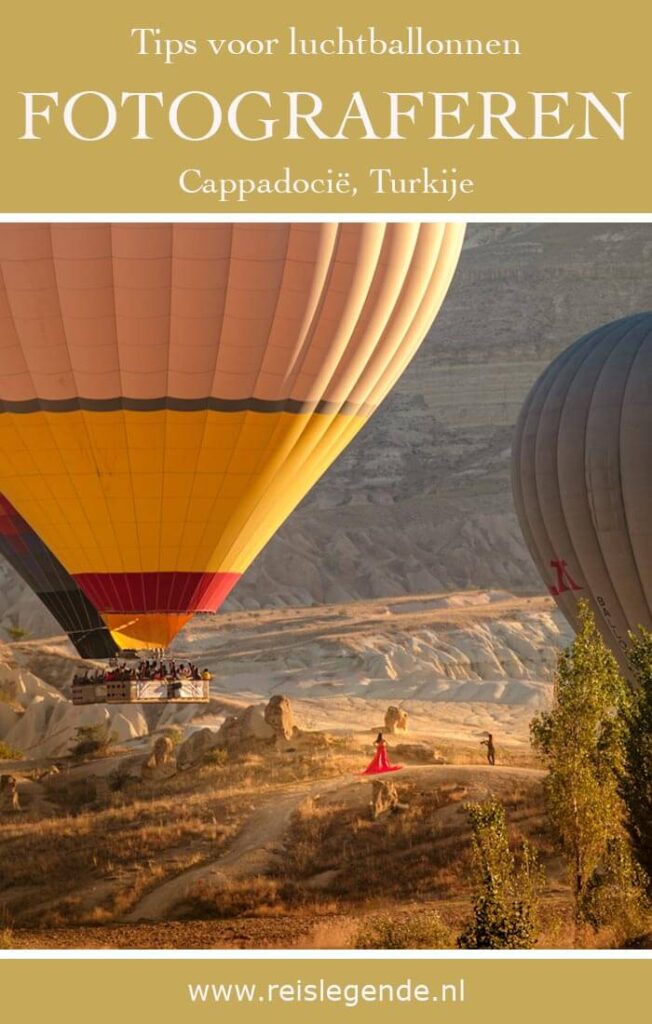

361,731,402,775
481,732,496,766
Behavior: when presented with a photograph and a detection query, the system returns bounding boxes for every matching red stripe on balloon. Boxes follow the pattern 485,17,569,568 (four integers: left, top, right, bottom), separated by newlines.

73,572,241,613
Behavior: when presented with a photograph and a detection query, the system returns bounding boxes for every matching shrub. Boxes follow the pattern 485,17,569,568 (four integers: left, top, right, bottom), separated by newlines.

203,747,229,767
457,798,541,949
0,740,22,760
578,836,649,940
160,726,184,748
69,723,116,759
4,626,30,642
355,911,454,949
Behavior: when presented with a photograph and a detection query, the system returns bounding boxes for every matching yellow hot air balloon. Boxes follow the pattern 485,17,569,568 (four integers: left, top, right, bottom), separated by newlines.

0,223,464,648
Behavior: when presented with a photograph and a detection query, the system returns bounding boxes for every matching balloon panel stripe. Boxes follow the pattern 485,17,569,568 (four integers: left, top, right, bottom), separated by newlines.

0,396,374,416
74,571,240,613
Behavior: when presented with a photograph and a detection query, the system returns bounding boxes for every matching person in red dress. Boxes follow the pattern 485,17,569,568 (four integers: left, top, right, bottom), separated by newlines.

361,731,403,775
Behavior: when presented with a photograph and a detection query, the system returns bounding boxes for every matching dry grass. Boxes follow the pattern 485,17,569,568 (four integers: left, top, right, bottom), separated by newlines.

535,902,651,950
3,734,648,949
432,741,541,770
354,908,455,949
175,873,346,923
0,793,242,925
273,779,542,903
0,742,360,926
302,917,359,949
177,876,285,920
302,900,650,951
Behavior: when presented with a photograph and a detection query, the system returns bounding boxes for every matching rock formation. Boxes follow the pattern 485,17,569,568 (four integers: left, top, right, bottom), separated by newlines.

394,743,445,764
141,734,177,780
0,655,149,759
370,779,406,820
264,694,296,741
176,727,220,769
384,705,408,734
0,773,20,812
152,734,174,767
215,705,275,754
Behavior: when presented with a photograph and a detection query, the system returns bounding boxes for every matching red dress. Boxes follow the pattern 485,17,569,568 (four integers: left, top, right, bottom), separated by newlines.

361,740,402,775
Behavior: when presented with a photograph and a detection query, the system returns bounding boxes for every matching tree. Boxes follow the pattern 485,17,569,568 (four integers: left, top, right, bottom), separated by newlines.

619,628,652,893
578,835,648,936
69,723,116,759
457,797,541,949
5,626,30,642
530,601,629,913
0,740,23,760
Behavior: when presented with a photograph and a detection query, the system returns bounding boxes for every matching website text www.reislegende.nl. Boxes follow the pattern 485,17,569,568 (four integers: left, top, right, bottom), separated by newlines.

187,977,466,1010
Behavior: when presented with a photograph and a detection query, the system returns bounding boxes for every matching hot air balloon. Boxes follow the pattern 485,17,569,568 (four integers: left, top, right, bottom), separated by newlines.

512,312,652,673
0,493,118,658
0,223,464,654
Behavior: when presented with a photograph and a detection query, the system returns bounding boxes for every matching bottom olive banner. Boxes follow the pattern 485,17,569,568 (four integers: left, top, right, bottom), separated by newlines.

0,958,647,1024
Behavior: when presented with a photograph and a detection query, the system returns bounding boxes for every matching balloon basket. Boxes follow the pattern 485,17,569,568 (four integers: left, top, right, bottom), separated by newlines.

71,678,210,705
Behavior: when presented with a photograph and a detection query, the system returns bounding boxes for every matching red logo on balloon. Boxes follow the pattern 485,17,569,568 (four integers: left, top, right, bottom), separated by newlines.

549,559,583,596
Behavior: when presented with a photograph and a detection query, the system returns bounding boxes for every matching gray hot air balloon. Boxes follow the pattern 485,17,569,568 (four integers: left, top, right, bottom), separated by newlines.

512,312,652,675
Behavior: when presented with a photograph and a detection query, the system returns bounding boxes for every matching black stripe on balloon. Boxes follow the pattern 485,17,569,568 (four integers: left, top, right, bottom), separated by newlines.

38,590,119,659
0,509,118,657
0,396,373,416
72,630,120,660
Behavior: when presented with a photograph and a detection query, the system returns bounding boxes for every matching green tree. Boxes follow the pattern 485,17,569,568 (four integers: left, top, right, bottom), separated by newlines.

530,601,628,913
619,628,652,893
457,797,541,949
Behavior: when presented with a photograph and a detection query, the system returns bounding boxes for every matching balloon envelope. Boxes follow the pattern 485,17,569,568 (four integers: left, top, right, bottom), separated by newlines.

512,312,652,671
0,223,464,647
0,494,118,658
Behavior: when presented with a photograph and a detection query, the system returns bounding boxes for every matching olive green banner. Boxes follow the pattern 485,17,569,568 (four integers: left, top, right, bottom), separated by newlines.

0,0,650,212
0,958,647,1023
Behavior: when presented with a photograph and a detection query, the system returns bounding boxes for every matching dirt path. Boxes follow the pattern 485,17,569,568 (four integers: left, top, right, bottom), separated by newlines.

124,764,542,923
124,775,347,922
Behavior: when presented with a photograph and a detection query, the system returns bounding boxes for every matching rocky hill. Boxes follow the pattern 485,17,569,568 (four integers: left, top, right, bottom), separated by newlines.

0,592,571,759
